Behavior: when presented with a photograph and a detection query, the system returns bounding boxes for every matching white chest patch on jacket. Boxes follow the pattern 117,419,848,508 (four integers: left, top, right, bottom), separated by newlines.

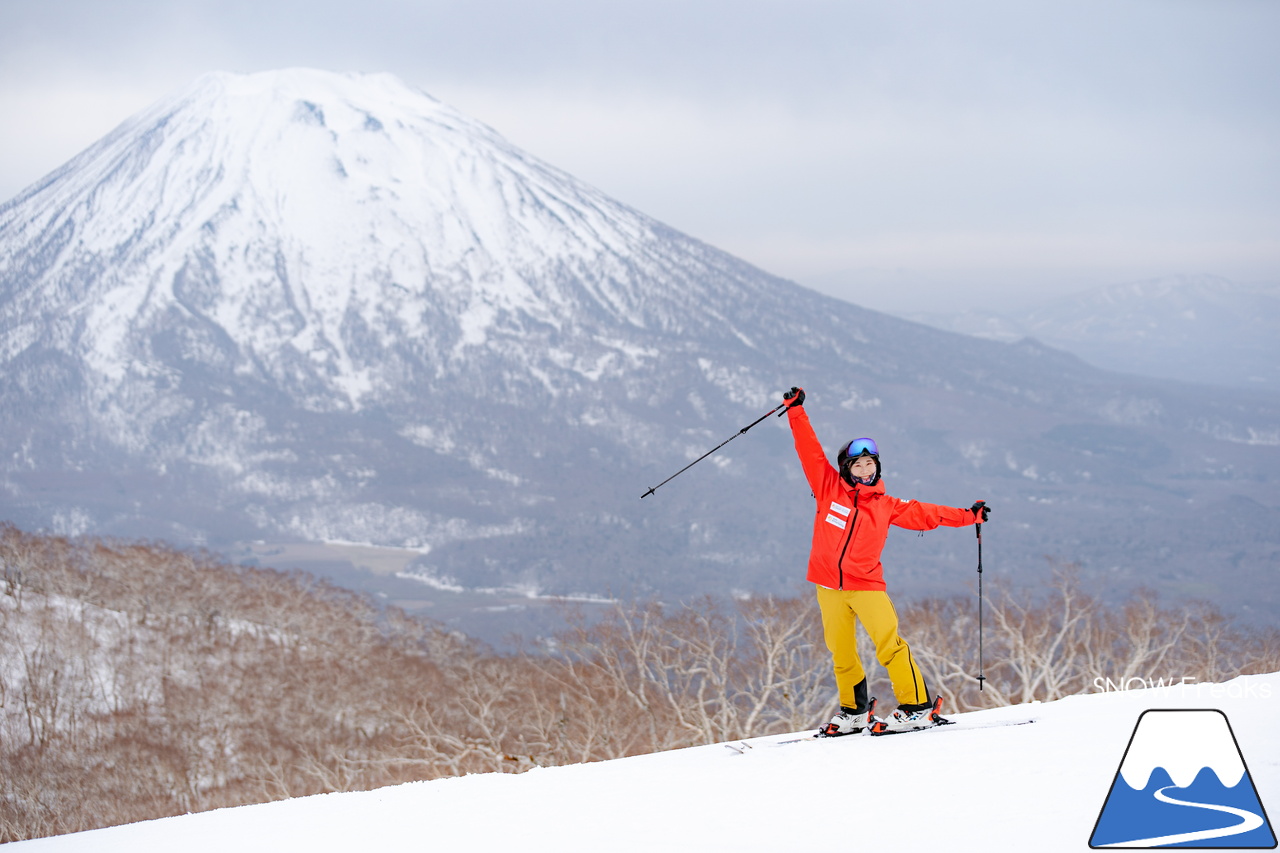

825,501,851,529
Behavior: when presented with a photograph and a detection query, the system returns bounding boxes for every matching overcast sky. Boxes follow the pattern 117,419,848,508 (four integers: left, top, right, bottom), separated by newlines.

2,0,1277,314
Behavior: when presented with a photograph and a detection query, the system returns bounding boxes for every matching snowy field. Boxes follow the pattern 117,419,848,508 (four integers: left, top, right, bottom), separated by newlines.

10,673,1278,852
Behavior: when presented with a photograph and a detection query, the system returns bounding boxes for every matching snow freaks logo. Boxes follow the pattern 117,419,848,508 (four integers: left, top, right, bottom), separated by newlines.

1089,709,1276,848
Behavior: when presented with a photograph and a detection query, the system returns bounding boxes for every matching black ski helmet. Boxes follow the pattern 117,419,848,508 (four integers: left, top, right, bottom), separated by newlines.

838,437,881,486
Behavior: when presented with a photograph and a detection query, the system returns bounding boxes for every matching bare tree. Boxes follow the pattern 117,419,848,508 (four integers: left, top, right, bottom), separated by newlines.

4,524,1278,844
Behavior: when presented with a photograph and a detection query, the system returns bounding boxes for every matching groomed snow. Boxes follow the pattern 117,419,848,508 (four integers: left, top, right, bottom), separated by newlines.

9,673,1278,852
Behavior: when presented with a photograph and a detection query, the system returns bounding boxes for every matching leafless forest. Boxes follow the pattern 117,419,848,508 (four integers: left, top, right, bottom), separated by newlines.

3,523,1277,842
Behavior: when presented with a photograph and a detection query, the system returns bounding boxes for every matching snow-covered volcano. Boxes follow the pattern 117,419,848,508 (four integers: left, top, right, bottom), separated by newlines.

0,69,795,565
2,69,1279,621
2,69,749,415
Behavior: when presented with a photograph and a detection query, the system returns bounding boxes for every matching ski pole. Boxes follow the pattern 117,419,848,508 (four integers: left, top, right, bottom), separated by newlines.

641,402,787,498
975,516,986,692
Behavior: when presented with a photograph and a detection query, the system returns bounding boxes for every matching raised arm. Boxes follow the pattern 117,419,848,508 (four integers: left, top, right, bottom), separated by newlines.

783,389,839,495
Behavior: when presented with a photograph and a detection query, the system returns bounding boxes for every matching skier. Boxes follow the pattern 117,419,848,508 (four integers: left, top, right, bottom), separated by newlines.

780,387,991,736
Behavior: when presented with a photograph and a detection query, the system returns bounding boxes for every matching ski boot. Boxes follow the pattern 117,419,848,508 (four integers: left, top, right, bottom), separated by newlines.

817,698,877,737
869,696,950,735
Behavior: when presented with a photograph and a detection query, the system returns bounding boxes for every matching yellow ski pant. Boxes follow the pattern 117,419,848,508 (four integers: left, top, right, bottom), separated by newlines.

815,586,930,709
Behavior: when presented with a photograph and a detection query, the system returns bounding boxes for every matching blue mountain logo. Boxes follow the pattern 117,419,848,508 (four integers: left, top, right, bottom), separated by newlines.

1090,709,1276,848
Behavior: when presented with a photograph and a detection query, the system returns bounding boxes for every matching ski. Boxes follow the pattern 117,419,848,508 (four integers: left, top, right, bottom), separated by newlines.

817,715,1037,743
725,715,1037,753
869,715,1035,737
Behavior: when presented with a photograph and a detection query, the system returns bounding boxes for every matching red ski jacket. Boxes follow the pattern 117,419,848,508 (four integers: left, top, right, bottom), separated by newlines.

787,406,976,591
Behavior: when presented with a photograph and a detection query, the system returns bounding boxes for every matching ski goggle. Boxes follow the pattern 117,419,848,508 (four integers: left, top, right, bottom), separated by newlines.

845,438,879,458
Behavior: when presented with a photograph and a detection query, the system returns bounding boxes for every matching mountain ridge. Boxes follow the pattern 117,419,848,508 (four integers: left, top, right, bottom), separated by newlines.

2,69,1278,630
902,273,1280,391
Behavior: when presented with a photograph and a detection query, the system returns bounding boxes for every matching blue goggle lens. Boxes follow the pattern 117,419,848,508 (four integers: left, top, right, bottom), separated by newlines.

846,438,878,458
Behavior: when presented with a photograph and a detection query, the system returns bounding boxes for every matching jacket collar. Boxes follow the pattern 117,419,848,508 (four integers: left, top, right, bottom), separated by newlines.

843,478,886,498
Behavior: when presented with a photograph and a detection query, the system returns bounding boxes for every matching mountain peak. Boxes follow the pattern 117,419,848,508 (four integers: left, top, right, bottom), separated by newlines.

1,68,702,406
3,70,1279,623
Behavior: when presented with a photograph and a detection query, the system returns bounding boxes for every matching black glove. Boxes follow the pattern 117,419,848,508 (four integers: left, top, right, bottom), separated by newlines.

783,386,806,408
970,501,990,523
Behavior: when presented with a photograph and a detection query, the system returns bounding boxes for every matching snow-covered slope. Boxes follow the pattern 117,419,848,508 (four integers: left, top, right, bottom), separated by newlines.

9,673,1278,853
2,70,1279,626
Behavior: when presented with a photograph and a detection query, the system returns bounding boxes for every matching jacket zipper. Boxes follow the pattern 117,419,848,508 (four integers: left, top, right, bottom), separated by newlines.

835,489,860,590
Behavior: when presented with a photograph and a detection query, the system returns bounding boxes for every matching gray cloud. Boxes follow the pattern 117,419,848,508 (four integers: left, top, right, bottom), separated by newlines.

2,0,1278,311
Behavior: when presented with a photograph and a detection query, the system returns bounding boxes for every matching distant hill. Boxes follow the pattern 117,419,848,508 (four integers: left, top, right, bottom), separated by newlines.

904,274,1280,392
